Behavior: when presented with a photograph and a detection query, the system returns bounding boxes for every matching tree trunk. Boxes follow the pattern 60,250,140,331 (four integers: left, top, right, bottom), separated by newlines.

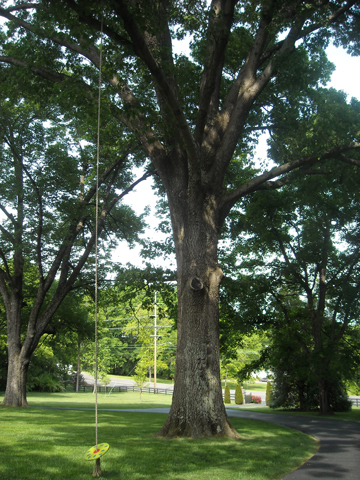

318,377,333,416
2,296,31,407
2,346,29,407
158,190,239,439
76,339,81,393
298,384,306,411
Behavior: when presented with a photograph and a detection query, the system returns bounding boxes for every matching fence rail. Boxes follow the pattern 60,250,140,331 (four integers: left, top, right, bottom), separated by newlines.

66,384,173,395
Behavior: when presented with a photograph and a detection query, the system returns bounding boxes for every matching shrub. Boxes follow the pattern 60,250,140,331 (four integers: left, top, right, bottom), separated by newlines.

266,381,273,406
252,396,262,404
235,383,243,404
224,384,231,404
270,369,352,412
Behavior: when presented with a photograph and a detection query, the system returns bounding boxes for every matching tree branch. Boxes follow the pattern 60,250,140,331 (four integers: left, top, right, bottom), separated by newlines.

339,153,360,167
111,0,198,165
4,3,41,13
219,142,360,224
0,202,17,229
194,0,237,144
21,162,44,282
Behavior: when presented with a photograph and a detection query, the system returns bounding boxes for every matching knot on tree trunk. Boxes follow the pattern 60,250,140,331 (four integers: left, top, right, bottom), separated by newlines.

190,277,204,291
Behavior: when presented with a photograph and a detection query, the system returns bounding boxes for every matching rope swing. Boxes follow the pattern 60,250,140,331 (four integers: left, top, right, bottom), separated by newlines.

84,11,109,478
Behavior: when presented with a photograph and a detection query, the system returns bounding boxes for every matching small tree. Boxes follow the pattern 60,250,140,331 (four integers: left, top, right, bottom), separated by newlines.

235,384,243,405
100,374,111,395
224,384,231,404
266,382,273,407
132,368,148,403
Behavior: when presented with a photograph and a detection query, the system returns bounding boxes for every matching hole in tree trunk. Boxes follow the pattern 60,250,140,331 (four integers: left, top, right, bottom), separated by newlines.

190,277,203,291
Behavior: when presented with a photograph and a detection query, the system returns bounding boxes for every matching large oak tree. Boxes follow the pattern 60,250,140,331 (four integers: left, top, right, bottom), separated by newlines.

1,0,360,435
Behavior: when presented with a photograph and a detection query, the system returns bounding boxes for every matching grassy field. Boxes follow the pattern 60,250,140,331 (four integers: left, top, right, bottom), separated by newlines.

17,390,174,410
222,380,267,392
0,391,318,480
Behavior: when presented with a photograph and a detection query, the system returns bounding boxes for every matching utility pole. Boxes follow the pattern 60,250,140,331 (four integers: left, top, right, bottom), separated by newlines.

107,292,173,394
150,292,172,394
150,292,159,394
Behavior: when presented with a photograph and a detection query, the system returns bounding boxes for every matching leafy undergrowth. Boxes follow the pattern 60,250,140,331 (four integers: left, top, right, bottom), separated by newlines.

0,406,317,480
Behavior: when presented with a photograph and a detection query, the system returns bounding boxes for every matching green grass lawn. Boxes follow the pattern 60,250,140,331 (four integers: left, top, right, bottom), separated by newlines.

0,391,318,480
221,380,267,392
19,390,174,410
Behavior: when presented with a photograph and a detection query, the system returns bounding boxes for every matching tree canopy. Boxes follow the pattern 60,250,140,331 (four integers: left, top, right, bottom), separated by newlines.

221,131,360,412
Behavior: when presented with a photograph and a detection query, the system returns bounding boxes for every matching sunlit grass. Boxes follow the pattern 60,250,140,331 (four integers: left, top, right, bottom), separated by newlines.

0,390,173,410
221,380,267,392
0,402,318,480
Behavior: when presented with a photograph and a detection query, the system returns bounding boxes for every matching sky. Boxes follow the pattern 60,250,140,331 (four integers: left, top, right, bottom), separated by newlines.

113,44,360,268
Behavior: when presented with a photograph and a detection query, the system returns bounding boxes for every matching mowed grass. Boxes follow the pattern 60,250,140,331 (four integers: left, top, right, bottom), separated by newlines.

17,390,174,410
221,380,267,392
0,410,317,480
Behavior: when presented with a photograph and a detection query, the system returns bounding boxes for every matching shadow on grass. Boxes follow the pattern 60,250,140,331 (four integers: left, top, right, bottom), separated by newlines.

0,407,317,480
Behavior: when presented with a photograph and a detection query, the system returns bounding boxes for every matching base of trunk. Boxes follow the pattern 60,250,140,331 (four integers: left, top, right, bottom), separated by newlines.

2,350,30,407
158,404,240,439
1,397,29,407
318,379,334,416
319,407,334,416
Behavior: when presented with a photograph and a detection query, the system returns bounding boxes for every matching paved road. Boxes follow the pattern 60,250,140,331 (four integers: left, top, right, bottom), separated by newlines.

226,409,360,479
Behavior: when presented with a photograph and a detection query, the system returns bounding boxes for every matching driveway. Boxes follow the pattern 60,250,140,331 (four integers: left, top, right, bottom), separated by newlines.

226,409,360,479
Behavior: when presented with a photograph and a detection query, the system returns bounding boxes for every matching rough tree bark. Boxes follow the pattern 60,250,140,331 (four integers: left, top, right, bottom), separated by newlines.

158,187,239,438
318,377,332,416
4,304,30,407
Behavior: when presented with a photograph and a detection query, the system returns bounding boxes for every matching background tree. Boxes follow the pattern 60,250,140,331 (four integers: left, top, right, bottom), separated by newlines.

132,366,149,402
106,268,176,383
1,0,360,434
220,332,267,385
88,269,177,383
0,95,150,406
26,291,93,392
224,126,360,413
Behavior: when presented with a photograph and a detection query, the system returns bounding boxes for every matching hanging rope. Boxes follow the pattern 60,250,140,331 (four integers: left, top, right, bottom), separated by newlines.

84,10,109,478
94,9,103,452
92,17,102,476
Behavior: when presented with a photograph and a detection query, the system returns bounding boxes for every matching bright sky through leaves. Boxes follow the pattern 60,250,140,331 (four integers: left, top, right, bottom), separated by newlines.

115,44,360,268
